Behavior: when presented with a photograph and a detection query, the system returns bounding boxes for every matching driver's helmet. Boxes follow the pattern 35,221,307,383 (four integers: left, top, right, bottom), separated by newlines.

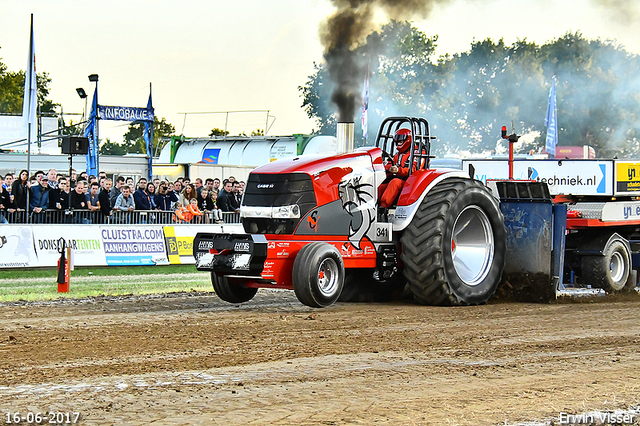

393,128,412,153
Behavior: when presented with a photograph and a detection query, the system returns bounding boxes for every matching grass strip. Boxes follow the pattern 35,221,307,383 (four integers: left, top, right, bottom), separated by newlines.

0,265,213,302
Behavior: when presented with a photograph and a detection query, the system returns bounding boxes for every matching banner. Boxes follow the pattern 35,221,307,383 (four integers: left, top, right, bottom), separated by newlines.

101,226,168,266
0,224,243,268
545,76,558,157
22,14,37,145
98,105,154,122
84,88,98,176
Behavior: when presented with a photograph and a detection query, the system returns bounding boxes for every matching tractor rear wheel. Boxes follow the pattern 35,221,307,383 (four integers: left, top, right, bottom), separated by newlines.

211,273,258,303
293,242,345,308
581,237,630,293
400,178,506,305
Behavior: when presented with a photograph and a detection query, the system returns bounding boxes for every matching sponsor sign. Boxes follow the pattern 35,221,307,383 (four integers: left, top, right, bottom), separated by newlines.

98,105,154,122
0,226,105,268
202,148,221,164
463,159,613,196
100,226,168,265
601,201,640,222
614,162,640,195
162,226,198,265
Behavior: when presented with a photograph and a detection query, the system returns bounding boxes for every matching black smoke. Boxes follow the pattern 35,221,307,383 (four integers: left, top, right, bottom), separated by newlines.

320,0,452,122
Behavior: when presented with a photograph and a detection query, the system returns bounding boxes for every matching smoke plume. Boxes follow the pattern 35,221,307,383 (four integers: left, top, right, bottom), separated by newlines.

320,0,452,122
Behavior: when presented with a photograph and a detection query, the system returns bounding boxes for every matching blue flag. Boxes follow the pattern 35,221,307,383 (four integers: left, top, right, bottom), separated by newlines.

143,87,154,180
545,76,558,157
84,88,98,176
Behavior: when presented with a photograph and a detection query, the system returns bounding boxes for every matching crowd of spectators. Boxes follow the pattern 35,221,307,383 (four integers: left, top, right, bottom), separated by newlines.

0,168,245,225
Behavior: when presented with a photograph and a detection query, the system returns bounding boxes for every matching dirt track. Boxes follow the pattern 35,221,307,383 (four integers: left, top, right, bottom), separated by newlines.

1,290,640,425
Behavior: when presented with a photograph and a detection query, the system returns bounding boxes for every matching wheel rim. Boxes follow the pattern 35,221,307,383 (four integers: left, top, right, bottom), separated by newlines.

317,258,340,297
451,206,494,286
610,251,626,283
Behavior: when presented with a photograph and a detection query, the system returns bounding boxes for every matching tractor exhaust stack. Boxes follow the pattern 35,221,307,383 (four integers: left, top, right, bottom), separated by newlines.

336,122,354,154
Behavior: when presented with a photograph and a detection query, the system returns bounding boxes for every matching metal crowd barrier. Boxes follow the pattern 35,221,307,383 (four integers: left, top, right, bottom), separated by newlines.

0,209,242,225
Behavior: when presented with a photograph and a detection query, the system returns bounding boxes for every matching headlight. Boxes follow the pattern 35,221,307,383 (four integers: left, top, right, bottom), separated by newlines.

241,204,300,219
272,204,300,219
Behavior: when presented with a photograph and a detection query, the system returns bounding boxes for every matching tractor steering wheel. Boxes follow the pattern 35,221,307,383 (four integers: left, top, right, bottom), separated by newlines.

381,150,394,165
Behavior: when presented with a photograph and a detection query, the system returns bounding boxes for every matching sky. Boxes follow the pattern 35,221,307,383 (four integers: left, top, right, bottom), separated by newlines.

1,0,639,146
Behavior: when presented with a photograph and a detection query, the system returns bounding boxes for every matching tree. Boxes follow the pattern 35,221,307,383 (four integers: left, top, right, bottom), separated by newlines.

122,116,175,155
99,138,128,156
209,127,229,137
0,50,58,114
300,26,640,157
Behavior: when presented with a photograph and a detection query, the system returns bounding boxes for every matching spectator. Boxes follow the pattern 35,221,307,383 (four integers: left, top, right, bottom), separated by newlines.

204,178,214,195
210,190,223,223
69,181,87,210
69,169,77,188
217,180,237,212
69,180,88,223
183,177,191,186
11,169,30,213
178,184,197,208
126,176,134,187
0,174,14,223
86,182,101,211
233,181,242,208
133,179,152,210
173,180,183,195
98,178,113,222
98,171,107,181
212,177,221,196
186,198,204,223
147,182,159,210
113,185,135,212
79,171,88,182
155,183,177,211
2,173,13,191
194,177,204,196
110,176,125,208
46,169,58,189
51,177,70,211
29,176,50,223
199,188,222,223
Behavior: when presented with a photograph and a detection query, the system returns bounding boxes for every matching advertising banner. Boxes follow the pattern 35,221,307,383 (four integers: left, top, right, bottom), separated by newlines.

0,226,105,268
614,162,640,195
0,224,244,269
463,159,613,196
163,226,198,265
100,226,168,266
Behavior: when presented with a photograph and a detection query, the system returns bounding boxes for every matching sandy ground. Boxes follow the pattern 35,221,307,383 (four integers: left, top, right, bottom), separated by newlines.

1,289,640,425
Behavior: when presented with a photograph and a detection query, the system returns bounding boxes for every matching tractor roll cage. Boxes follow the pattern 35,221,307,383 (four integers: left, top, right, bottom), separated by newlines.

374,116,436,177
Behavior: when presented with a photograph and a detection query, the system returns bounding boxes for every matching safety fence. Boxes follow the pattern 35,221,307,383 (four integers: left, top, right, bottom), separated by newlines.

0,209,241,225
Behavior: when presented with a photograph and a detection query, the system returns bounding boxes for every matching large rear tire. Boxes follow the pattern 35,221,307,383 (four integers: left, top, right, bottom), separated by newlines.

211,273,258,303
293,242,345,308
581,238,630,293
400,178,506,305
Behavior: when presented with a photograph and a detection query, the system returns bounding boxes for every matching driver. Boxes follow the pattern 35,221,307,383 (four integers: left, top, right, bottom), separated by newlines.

380,128,416,208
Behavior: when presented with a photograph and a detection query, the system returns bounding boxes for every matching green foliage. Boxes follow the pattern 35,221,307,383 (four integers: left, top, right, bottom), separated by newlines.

209,127,229,137
122,116,176,155
251,128,265,136
0,49,58,114
300,25,640,157
99,138,128,155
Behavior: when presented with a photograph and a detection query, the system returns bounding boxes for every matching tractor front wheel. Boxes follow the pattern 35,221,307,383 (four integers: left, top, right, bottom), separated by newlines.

293,242,345,308
211,273,258,304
